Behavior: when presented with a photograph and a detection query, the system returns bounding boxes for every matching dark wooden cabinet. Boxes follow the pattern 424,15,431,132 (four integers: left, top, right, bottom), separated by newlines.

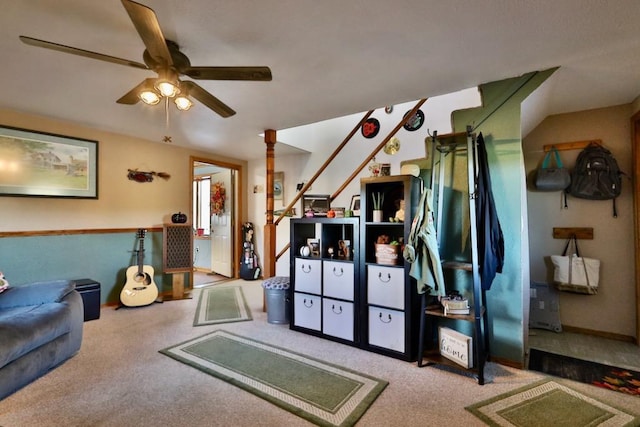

289,175,424,362
290,218,360,346
360,175,422,361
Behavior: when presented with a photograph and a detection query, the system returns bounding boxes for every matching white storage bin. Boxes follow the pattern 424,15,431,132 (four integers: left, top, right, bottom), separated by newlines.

322,260,354,301
368,306,405,353
294,258,322,294
293,292,321,331
367,265,404,310
322,298,354,341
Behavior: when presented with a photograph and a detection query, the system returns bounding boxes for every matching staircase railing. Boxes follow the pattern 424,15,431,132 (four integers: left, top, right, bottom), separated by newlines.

265,98,428,266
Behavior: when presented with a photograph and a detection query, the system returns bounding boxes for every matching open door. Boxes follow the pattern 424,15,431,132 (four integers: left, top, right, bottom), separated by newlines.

191,157,242,279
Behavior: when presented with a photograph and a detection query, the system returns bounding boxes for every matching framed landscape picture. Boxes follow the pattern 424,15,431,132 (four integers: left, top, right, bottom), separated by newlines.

0,125,98,198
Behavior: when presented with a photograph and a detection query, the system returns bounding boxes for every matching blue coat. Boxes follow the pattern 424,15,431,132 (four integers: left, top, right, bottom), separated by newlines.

476,132,504,290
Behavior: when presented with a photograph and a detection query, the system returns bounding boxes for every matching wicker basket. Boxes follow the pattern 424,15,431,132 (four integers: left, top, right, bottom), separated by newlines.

375,244,400,265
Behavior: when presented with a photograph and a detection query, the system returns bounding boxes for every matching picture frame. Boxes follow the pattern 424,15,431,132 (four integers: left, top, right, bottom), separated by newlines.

338,239,351,260
301,194,330,217
350,195,361,216
0,125,98,198
273,171,284,205
306,238,320,258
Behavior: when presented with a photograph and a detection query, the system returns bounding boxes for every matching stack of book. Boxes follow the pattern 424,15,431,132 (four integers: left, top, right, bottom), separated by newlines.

441,297,470,315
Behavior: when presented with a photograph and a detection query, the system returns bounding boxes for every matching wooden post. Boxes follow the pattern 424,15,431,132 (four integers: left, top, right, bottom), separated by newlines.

263,129,277,312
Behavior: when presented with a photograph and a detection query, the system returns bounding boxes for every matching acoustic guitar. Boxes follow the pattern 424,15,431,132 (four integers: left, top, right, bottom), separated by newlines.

120,229,159,307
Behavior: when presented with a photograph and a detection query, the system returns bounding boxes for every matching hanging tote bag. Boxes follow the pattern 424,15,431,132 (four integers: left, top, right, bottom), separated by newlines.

550,235,600,295
535,146,571,191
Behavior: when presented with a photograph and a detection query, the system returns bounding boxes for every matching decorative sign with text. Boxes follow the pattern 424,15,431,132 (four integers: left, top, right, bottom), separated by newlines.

439,327,473,369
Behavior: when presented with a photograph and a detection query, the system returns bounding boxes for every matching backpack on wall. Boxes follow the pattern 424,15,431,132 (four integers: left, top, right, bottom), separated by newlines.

568,143,623,217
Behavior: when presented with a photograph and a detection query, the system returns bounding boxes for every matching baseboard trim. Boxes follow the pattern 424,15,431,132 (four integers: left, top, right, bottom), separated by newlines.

562,325,637,344
490,356,523,370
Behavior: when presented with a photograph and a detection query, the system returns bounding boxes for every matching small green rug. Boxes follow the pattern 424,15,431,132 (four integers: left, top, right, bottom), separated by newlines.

160,330,388,427
466,380,639,427
193,285,252,326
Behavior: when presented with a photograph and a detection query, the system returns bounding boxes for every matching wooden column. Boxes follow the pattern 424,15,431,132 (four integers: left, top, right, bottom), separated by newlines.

264,129,277,279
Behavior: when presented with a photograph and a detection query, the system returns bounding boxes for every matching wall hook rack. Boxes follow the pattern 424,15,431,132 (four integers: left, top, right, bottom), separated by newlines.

552,227,593,240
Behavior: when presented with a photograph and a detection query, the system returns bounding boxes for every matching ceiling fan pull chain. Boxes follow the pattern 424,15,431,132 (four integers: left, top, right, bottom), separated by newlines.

165,96,170,130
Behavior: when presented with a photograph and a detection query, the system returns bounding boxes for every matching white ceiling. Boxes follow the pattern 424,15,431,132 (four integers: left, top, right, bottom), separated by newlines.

1,1,639,160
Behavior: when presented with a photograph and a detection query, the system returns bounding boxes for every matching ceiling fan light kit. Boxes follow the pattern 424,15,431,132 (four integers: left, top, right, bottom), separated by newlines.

18,0,272,118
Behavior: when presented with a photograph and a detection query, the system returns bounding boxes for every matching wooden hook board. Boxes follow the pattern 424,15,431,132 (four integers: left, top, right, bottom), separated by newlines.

543,139,602,152
553,227,593,240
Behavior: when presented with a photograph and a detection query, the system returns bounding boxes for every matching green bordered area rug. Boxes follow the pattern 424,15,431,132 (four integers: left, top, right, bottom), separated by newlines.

193,285,252,326
466,380,640,427
160,330,388,427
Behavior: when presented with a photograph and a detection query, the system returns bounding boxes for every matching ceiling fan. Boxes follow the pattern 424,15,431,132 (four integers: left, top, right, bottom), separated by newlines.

19,0,272,118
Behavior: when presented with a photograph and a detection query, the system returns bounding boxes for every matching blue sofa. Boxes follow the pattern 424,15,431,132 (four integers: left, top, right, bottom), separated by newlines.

0,280,83,400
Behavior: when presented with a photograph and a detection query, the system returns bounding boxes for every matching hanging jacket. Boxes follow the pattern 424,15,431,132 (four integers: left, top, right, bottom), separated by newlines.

403,188,446,296
476,132,504,290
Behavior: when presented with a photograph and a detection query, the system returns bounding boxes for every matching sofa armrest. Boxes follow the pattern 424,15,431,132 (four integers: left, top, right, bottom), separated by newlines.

0,280,75,309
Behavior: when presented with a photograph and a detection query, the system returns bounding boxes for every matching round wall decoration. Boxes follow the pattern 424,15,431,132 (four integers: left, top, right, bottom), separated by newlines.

361,117,380,139
384,137,401,155
403,109,425,132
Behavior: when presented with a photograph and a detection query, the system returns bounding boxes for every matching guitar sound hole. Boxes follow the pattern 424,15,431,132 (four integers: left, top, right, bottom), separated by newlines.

134,273,151,285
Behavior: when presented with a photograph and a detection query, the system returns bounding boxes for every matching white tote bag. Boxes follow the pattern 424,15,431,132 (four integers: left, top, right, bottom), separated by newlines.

550,236,600,295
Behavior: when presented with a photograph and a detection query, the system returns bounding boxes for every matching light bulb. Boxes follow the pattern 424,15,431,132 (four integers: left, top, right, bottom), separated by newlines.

139,89,160,105
175,96,193,111
155,68,181,98
156,81,180,98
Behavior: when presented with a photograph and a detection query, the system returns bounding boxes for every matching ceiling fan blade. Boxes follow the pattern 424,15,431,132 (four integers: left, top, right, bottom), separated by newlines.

116,78,155,104
183,66,272,81
121,0,172,67
182,81,236,118
19,35,148,70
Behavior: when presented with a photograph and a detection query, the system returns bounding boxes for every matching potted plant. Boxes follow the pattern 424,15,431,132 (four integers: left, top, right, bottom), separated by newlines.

371,192,384,222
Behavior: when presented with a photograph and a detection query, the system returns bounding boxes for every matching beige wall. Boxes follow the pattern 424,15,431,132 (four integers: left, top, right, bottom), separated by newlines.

0,108,247,232
523,104,636,337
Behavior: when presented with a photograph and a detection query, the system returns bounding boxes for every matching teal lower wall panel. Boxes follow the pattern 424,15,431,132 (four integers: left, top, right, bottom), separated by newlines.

0,231,177,305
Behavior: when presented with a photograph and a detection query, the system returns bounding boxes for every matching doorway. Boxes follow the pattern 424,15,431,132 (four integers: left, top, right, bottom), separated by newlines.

191,156,243,282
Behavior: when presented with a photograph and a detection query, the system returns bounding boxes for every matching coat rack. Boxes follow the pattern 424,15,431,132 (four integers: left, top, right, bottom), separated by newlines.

543,139,602,152
552,227,593,240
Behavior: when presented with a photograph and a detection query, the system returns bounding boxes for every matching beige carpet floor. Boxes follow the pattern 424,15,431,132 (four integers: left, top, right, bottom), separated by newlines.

1,279,639,426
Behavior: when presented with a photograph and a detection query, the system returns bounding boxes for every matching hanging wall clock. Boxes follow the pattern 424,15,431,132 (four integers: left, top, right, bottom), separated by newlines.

403,109,425,132
361,118,380,139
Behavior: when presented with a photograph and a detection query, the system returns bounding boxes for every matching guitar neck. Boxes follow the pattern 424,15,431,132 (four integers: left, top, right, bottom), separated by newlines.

136,229,146,274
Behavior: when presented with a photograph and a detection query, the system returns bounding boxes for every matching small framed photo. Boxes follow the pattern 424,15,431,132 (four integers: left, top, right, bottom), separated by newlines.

338,239,351,260
273,171,284,205
350,195,361,216
306,238,320,257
